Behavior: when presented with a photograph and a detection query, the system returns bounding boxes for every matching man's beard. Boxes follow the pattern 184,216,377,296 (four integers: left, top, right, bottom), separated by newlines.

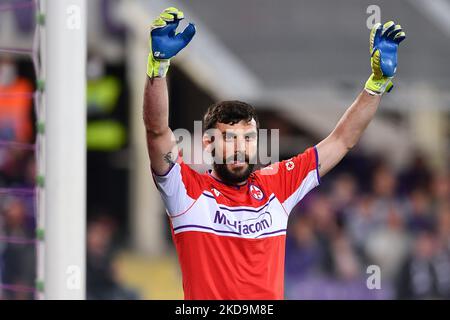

213,153,255,184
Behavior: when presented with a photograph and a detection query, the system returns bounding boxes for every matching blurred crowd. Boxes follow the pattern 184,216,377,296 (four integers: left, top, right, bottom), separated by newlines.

0,56,36,300
285,154,450,299
0,146,139,300
0,58,137,300
0,157,35,301
0,148,139,300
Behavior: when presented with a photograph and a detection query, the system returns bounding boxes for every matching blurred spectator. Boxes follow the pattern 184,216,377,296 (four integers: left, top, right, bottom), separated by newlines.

345,195,378,259
309,194,338,277
86,214,140,300
399,153,432,195
86,54,126,151
371,162,402,225
396,230,450,299
331,231,361,281
23,155,36,188
0,148,33,187
329,173,357,213
0,197,35,300
372,162,397,199
365,206,410,281
285,214,323,280
0,56,34,143
431,172,450,207
404,188,435,235
329,173,357,229
436,203,450,251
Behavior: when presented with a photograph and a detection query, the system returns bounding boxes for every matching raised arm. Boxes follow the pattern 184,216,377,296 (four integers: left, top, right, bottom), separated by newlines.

316,21,406,177
144,78,177,175
143,7,196,175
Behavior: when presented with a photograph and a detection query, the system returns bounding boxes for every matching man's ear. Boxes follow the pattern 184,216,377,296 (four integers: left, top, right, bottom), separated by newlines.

202,133,214,153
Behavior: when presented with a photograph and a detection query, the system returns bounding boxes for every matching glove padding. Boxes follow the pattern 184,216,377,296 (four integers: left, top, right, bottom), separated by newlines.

365,21,406,95
147,7,196,78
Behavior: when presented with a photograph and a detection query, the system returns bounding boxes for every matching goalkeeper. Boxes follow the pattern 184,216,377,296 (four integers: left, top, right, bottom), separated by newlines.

143,7,406,300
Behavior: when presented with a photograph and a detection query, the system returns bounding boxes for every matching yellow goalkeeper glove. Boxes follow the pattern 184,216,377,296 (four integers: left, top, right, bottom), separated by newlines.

365,21,406,95
147,7,196,78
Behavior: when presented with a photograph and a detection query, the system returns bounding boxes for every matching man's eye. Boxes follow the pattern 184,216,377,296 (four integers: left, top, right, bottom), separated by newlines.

225,134,235,141
245,134,256,141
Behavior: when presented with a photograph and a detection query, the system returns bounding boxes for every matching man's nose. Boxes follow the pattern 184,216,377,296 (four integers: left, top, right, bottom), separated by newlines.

234,135,246,152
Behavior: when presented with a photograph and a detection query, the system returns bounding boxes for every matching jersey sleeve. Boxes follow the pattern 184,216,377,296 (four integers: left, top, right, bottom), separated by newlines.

257,146,321,214
151,157,204,218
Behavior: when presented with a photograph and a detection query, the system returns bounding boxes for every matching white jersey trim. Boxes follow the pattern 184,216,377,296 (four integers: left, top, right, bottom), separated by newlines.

152,163,196,218
282,169,320,214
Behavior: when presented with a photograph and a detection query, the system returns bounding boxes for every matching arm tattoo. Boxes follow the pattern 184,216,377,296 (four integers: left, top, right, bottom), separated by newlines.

163,152,175,165
318,163,322,170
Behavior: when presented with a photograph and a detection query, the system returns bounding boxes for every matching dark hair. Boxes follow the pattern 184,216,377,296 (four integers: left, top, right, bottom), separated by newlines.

203,100,259,132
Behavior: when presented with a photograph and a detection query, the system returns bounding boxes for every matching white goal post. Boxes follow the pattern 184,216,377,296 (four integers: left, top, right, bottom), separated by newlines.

42,0,87,299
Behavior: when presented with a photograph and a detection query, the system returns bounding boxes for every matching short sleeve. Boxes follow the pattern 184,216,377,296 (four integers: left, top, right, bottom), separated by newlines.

151,158,204,218
256,146,320,214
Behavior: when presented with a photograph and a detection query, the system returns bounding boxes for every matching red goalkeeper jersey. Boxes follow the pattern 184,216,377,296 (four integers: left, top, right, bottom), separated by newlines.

152,146,320,300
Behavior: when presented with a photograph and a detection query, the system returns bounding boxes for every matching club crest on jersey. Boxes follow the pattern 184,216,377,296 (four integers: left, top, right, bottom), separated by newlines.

249,184,264,201
286,160,295,171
